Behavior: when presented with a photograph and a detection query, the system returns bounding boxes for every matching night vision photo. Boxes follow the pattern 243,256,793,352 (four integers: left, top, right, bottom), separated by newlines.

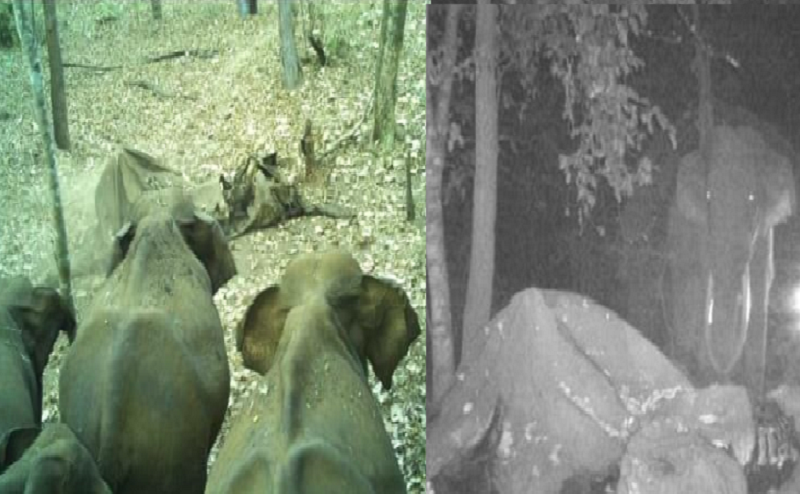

427,3,800,494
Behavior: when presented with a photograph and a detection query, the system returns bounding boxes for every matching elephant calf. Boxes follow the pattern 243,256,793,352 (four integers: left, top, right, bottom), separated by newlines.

207,251,420,494
59,192,237,494
0,277,75,472
0,423,110,494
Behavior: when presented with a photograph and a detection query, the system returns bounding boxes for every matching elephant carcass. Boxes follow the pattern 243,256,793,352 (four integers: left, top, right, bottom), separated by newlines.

427,288,755,494
221,152,354,237
207,251,420,494
668,125,796,393
0,424,110,494
0,278,75,472
59,192,236,494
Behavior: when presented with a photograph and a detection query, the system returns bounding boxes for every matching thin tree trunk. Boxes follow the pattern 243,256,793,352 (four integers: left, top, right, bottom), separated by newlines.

373,0,407,152
12,0,74,313
462,1,498,354
278,0,302,90
151,0,162,21
43,0,69,151
238,0,257,17
427,5,462,406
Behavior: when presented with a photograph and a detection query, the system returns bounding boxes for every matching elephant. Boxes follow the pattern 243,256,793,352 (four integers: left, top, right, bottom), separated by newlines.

0,277,75,472
0,423,110,494
58,191,236,494
206,251,420,494
668,125,796,396
427,287,755,494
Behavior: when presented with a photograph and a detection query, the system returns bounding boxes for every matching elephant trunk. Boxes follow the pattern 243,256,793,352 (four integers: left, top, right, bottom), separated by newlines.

704,260,751,381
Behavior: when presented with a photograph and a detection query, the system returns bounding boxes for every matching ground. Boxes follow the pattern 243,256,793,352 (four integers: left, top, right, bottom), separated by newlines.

0,1,426,492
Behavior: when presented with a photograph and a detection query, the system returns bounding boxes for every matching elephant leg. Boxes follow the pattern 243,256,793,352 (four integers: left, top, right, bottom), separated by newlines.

739,228,773,400
668,213,708,383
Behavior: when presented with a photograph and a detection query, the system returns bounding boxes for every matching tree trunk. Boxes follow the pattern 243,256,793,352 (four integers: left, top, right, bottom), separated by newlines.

462,1,498,355
373,0,407,153
151,0,162,21
278,0,302,90
238,0,257,17
43,0,69,151
12,0,74,314
427,5,462,406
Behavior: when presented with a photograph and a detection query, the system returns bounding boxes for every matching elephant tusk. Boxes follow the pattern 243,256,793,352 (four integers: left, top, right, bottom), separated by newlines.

705,272,714,327
741,264,751,330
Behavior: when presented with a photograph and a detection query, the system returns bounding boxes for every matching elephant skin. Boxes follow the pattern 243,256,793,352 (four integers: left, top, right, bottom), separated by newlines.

0,423,110,494
0,278,75,471
617,418,747,494
427,288,755,494
59,193,236,494
668,125,796,393
206,251,419,494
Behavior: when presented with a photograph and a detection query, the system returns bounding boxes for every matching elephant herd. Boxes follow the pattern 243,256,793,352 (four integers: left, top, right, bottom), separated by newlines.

0,190,420,493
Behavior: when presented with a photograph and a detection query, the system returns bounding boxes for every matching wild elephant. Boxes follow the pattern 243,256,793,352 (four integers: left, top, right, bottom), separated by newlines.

0,423,110,494
0,278,75,472
59,192,236,494
668,125,796,395
427,288,755,494
206,251,420,494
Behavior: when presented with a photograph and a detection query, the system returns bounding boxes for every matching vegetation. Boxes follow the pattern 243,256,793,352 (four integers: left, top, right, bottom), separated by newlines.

0,1,425,491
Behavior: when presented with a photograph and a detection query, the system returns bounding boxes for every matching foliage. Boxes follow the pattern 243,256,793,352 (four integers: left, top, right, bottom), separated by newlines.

0,1,17,48
500,5,675,223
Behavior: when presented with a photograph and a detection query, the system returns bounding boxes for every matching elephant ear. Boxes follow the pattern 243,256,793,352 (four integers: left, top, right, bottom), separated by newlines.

8,286,76,376
0,427,40,474
178,212,237,294
107,222,136,277
237,286,288,374
676,152,708,226
357,276,421,390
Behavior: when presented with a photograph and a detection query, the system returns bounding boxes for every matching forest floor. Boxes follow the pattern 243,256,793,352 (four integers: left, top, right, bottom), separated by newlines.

0,1,426,491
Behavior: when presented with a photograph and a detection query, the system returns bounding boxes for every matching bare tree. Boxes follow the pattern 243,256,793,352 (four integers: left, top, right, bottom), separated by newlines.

278,0,302,89
12,0,74,313
151,0,162,21
43,0,69,150
461,0,498,356
427,5,462,405
373,0,407,152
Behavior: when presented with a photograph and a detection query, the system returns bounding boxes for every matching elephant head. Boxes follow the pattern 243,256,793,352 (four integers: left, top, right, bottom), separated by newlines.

0,278,75,434
0,424,111,494
236,250,420,390
108,191,237,294
208,251,417,493
673,125,795,392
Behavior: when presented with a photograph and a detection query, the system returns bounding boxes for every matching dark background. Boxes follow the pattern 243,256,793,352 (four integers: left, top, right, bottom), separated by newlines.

435,4,800,389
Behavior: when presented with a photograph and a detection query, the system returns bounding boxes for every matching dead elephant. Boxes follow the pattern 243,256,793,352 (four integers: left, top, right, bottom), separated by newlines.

59,192,237,494
0,278,75,472
206,251,420,493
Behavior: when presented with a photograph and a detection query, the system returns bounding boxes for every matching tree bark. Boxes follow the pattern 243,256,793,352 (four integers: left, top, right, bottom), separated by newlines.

462,1,498,355
43,0,69,151
151,0,162,21
278,0,302,90
12,0,74,314
238,0,257,17
427,5,462,406
373,0,407,153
